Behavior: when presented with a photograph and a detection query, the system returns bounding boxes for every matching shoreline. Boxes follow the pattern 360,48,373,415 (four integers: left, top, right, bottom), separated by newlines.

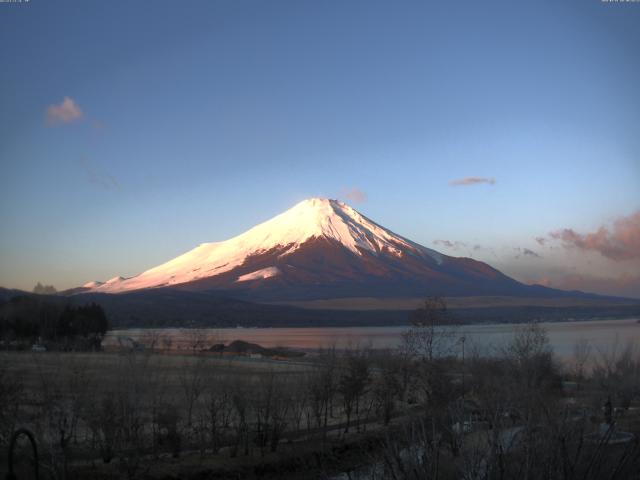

102,317,640,359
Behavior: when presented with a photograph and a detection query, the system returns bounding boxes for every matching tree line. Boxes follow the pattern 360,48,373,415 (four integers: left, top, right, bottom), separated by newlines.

0,295,109,350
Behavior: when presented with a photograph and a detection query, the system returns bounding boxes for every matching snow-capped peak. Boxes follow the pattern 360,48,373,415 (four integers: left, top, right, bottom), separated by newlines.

105,276,126,284
269,198,416,255
86,198,441,293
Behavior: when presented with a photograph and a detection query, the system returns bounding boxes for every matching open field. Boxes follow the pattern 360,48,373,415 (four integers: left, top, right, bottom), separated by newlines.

0,348,405,479
2,350,314,391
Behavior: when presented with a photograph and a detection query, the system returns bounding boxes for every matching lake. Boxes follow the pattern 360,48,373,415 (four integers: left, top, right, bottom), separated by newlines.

105,317,640,360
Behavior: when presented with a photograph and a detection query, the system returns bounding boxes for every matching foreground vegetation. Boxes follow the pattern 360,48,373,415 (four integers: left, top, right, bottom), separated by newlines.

2,299,640,479
0,295,109,351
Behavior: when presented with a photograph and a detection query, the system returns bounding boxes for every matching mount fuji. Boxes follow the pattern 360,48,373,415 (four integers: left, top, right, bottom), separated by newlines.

78,198,582,302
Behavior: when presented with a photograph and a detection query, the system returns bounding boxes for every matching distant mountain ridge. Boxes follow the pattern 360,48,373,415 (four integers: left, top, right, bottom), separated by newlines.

3,199,638,328
74,198,624,302
2,287,639,329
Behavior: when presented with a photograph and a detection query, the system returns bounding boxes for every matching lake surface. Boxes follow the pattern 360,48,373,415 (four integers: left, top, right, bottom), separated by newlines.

106,317,640,360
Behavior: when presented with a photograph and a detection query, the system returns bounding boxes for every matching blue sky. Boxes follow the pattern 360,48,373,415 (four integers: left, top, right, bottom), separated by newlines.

1,0,639,296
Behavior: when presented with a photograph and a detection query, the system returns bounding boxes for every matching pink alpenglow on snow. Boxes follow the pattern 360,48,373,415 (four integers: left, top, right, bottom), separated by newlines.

236,267,281,282
85,198,442,294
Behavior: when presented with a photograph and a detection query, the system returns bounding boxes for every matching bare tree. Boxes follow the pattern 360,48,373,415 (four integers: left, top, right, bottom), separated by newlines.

403,296,457,362
288,374,309,434
572,337,592,390
185,329,207,354
253,371,274,456
160,334,173,352
376,417,448,480
0,360,23,447
308,347,337,441
141,330,161,353
34,353,90,479
373,353,401,426
84,393,119,464
179,355,208,428
252,370,292,454
592,340,640,412
229,379,250,457
107,352,156,480
155,402,181,458
205,374,234,454
338,348,370,433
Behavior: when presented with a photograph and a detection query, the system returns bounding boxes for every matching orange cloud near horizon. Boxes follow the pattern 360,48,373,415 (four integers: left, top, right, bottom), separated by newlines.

549,211,640,261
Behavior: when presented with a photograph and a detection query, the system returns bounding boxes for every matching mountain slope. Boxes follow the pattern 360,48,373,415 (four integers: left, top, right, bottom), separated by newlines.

79,198,594,301
86,198,442,293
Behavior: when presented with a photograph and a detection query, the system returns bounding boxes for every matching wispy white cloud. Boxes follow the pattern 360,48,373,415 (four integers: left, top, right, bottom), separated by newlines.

535,236,547,246
46,97,84,125
80,157,120,191
433,239,466,249
341,187,368,203
449,176,496,187
513,247,542,259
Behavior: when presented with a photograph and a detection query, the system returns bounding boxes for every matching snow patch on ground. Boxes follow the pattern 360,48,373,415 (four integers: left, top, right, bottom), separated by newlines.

236,267,281,282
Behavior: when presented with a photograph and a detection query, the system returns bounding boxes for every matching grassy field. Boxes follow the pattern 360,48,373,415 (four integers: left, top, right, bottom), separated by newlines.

0,348,388,479
4,350,314,412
